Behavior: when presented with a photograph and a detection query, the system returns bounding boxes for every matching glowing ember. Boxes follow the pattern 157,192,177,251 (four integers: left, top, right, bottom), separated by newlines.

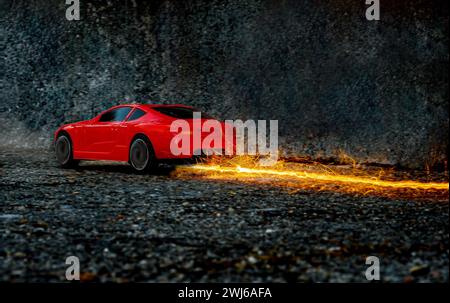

174,156,449,200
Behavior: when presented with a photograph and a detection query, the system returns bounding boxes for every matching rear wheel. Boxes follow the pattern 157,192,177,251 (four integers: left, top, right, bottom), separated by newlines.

55,133,79,168
129,135,156,173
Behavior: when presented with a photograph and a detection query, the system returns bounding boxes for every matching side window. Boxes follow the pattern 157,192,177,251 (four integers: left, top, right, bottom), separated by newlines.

99,107,132,122
127,109,146,121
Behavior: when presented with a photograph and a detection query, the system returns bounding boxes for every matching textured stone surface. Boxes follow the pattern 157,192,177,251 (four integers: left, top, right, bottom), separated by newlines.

0,0,448,168
0,148,448,282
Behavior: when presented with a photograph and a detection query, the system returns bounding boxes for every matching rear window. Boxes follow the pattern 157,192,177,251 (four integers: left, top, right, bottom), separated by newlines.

152,107,213,119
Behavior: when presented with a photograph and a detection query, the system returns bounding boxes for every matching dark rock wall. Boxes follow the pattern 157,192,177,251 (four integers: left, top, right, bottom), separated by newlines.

0,0,448,168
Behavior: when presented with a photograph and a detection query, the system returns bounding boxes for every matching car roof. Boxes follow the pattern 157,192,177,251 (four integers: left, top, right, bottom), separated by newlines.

110,103,193,110
140,104,193,109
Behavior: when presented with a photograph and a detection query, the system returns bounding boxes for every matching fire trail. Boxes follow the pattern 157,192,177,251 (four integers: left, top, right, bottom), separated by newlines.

174,157,449,200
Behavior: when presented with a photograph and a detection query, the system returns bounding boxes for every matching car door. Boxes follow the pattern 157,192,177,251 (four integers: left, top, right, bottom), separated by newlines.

83,106,133,160
112,107,148,161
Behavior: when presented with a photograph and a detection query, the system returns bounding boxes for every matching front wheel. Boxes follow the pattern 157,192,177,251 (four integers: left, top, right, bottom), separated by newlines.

129,136,156,173
55,133,79,168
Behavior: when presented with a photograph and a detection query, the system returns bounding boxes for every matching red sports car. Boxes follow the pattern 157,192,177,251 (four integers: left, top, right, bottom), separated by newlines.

54,104,233,172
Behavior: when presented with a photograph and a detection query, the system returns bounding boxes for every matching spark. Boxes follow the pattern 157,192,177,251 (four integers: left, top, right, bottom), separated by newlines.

186,164,448,190
173,155,449,201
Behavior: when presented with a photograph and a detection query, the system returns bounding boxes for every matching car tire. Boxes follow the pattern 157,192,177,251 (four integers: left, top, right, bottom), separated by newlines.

55,133,79,168
129,135,156,173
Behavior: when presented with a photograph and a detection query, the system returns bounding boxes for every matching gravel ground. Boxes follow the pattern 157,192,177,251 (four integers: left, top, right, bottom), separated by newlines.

0,147,448,282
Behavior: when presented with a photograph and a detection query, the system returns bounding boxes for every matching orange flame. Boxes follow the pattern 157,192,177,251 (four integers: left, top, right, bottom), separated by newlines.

174,156,449,200
187,164,448,190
